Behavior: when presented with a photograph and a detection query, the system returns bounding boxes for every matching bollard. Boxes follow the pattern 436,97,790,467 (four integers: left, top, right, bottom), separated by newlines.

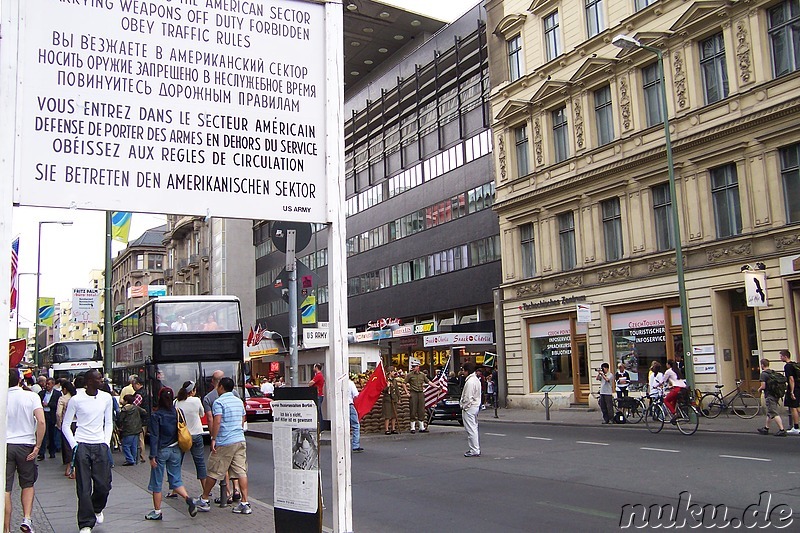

541,391,553,421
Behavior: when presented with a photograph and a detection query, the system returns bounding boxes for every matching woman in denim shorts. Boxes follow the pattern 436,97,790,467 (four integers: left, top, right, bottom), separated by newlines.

146,387,198,520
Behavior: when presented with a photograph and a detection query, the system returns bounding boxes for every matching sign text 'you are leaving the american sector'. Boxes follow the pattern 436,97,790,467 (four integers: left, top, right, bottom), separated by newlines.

11,0,328,222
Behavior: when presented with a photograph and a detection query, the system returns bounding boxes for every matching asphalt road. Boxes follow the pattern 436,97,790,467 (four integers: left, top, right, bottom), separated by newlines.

246,420,800,531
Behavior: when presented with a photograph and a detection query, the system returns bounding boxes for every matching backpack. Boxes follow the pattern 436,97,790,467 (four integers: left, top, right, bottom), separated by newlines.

765,370,787,399
613,411,626,424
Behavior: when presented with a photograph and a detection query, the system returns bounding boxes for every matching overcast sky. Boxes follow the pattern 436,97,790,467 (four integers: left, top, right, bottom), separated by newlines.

8,0,481,332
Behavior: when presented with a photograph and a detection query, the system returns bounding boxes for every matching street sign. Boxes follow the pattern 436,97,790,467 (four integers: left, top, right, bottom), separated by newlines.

271,221,312,253
8,0,328,223
271,261,314,303
71,288,100,323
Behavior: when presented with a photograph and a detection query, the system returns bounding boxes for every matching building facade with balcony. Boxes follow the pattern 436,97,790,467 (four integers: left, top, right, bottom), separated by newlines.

487,0,800,408
111,224,167,319
254,2,501,379
162,216,255,331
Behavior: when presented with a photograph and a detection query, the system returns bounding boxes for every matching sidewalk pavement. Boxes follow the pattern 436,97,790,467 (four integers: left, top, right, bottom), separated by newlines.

12,406,776,532
10,452,274,533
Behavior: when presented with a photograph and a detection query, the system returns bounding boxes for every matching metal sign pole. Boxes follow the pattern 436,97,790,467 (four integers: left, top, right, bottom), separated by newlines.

287,230,299,388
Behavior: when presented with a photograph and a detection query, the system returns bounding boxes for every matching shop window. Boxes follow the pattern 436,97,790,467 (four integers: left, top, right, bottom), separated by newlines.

610,308,679,386
528,320,587,392
780,143,800,223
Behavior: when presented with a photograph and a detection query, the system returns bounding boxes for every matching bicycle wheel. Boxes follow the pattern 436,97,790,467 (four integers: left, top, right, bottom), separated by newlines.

699,393,722,418
626,398,645,424
676,405,699,435
645,403,665,433
732,393,760,419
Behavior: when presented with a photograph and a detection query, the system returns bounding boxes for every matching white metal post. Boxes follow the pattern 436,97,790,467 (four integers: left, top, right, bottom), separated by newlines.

323,0,351,531
0,0,21,522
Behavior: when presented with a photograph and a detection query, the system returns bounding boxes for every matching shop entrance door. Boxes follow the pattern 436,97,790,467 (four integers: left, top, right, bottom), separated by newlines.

572,338,589,403
732,311,759,394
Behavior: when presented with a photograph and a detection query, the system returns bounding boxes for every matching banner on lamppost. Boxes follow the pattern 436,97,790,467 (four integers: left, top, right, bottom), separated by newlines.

37,297,55,326
743,271,768,307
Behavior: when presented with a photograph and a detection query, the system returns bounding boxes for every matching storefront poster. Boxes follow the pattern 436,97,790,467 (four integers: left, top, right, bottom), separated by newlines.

272,400,319,513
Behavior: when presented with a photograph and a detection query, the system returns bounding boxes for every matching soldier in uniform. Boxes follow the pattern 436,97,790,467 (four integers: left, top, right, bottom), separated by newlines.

405,361,432,433
382,367,408,435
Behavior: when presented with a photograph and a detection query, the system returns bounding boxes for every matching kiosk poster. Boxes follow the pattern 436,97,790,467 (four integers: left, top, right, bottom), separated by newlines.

271,399,319,513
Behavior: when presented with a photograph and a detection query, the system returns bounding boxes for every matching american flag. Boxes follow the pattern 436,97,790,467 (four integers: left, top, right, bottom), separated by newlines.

424,355,451,409
10,237,19,316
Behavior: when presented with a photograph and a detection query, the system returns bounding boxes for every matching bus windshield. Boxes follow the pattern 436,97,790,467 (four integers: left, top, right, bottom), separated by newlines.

49,342,102,363
154,300,240,333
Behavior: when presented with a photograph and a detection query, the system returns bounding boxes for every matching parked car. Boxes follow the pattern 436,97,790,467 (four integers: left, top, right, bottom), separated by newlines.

427,392,463,426
245,384,273,421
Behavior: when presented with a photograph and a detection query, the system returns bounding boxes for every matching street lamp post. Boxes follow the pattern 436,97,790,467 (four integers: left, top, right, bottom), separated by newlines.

612,35,694,387
34,220,73,369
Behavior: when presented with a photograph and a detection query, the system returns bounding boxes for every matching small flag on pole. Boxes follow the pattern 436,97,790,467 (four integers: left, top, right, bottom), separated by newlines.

10,237,19,316
424,355,451,409
111,212,132,243
354,361,388,420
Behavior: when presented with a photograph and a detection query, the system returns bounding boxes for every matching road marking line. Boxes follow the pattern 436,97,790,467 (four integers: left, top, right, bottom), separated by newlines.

576,441,609,446
640,447,680,453
719,454,771,462
525,436,552,441
485,432,506,437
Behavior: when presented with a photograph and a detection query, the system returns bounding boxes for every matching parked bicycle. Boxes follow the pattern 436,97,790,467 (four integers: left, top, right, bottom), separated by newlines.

612,383,647,424
645,389,699,435
698,380,760,419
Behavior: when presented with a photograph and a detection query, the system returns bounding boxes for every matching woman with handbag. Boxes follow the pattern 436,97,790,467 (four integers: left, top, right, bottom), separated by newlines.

145,387,198,521
166,381,208,499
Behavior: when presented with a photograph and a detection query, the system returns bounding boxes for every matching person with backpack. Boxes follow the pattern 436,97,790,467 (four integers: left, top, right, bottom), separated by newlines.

757,358,787,436
780,350,800,435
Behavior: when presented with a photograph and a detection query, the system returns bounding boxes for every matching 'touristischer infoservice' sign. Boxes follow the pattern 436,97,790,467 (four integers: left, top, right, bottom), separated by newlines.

10,0,327,222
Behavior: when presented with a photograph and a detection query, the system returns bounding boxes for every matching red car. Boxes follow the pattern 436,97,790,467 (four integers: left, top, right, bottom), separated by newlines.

245,384,273,421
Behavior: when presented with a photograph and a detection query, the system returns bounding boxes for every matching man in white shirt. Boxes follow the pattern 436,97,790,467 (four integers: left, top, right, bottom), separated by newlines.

459,362,482,458
62,369,114,533
260,378,274,397
6,369,45,533
348,378,363,452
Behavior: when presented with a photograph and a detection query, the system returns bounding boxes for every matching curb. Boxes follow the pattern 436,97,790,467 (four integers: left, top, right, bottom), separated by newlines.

483,415,762,436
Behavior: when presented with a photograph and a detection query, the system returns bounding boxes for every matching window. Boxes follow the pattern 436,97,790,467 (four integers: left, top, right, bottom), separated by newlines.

635,0,657,11
135,254,144,270
508,35,523,82
558,212,576,270
552,107,569,163
544,12,560,61
515,125,530,176
642,63,663,127
521,223,536,278
768,0,800,77
585,0,605,38
652,183,674,251
780,144,800,223
700,33,729,104
148,254,163,270
710,164,742,238
602,197,623,261
594,85,614,146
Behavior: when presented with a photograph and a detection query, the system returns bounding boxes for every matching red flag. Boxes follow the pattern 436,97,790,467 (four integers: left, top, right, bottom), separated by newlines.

354,361,388,420
9,338,26,367
246,326,255,346
10,237,19,315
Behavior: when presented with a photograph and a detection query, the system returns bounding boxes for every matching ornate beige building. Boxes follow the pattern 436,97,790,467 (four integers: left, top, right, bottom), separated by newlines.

486,0,800,408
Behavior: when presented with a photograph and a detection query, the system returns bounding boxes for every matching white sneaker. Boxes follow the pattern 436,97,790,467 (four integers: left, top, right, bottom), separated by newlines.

79,528,92,533
95,511,104,524
787,428,800,435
